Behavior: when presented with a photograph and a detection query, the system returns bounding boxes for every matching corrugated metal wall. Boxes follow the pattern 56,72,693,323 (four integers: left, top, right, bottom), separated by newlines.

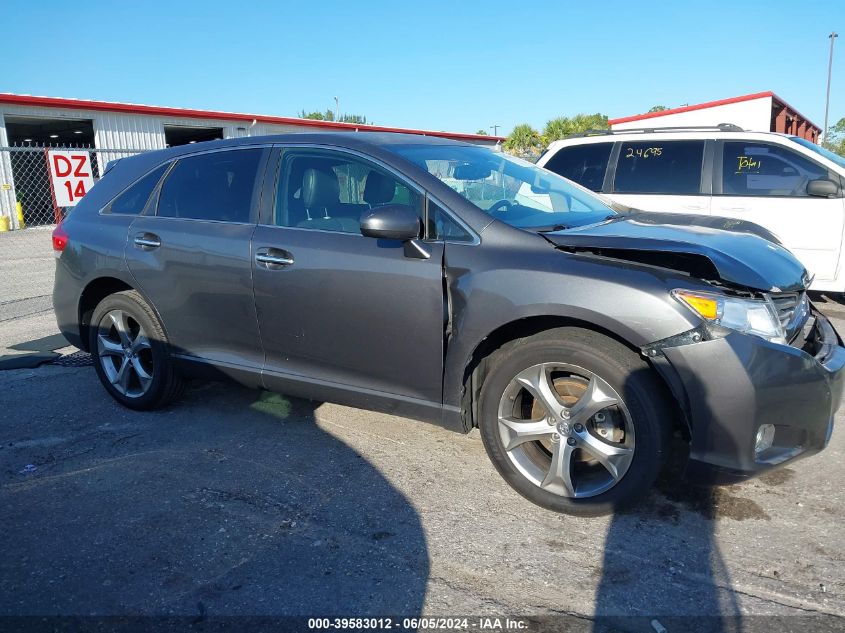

0,113,15,222
0,103,346,152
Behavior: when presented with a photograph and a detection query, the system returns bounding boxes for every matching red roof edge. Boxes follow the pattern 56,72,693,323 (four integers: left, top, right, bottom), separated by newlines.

0,93,505,143
608,91,777,126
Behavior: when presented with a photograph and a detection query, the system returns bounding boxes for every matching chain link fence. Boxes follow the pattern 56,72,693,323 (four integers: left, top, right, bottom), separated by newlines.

0,145,144,229
0,145,146,322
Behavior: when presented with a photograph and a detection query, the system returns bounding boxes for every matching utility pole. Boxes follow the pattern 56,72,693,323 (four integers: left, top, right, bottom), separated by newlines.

334,96,339,123
824,32,838,143
490,124,500,136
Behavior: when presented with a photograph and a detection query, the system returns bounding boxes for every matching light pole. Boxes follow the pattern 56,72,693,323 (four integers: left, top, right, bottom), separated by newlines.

334,96,339,122
490,124,500,136
824,32,838,143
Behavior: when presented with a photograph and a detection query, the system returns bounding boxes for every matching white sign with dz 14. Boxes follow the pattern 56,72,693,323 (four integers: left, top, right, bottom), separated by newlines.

47,150,95,207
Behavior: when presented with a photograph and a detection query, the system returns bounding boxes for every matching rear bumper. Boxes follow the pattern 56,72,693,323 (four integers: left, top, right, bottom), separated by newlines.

654,309,844,484
53,260,85,350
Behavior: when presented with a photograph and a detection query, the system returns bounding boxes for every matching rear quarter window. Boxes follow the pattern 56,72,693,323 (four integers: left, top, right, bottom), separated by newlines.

107,164,168,215
613,141,704,195
543,143,611,192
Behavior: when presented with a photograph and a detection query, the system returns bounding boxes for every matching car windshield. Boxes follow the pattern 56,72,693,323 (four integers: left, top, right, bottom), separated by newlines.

790,136,845,169
391,144,616,230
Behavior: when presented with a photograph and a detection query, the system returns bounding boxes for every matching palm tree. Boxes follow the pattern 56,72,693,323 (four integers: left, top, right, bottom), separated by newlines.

543,113,609,144
504,124,541,156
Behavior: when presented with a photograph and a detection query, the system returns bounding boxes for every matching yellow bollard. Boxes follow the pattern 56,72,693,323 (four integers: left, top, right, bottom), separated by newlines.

15,201,24,229
0,215,10,232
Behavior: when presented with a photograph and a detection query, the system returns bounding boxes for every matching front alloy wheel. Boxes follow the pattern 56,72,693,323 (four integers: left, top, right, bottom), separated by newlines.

497,363,634,498
479,328,669,515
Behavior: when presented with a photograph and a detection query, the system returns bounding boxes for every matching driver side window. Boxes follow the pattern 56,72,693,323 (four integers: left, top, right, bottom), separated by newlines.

274,150,422,233
721,142,829,197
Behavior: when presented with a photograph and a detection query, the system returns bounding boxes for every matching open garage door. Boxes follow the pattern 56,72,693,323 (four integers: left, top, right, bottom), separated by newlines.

164,125,223,147
5,116,95,147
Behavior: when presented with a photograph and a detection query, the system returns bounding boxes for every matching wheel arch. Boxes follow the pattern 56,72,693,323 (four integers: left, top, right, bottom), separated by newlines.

77,276,166,352
457,315,690,441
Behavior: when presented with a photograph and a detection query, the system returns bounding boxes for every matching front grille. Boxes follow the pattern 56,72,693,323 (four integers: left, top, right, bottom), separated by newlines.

770,293,800,328
768,291,810,343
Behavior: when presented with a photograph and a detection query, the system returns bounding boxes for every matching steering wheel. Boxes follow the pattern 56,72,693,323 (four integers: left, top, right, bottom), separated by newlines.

488,199,514,215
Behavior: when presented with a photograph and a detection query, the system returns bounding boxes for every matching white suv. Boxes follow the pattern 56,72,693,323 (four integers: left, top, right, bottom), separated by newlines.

538,126,845,293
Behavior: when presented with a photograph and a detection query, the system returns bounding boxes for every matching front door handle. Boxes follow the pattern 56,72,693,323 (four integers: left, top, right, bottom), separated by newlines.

134,232,161,249
255,247,294,269
720,206,750,213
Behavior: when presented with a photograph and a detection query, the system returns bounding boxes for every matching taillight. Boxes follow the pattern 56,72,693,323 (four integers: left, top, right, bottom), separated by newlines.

52,223,68,257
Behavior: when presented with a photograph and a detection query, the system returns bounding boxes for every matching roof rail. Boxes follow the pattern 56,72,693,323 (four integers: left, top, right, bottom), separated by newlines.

566,123,745,138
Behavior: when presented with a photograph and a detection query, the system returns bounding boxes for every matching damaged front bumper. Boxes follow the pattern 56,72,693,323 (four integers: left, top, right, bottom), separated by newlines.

646,308,845,484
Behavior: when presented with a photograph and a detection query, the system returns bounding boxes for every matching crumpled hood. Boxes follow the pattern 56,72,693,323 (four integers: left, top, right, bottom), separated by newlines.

545,217,809,292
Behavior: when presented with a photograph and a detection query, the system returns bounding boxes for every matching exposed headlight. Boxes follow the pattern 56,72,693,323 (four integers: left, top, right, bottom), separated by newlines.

671,289,786,345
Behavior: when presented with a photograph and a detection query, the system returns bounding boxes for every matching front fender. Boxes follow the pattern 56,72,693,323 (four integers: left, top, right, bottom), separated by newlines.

440,242,703,419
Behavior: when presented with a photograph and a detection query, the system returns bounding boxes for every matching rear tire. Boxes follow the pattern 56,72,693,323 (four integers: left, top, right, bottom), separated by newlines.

89,290,185,410
478,327,670,516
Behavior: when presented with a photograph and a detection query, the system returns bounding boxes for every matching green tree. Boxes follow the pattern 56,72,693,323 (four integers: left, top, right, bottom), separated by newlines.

299,109,332,121
823,117,845,157
542,113,609,144
475,129,488,135
648,105,669,113
338,114,368,125
504,124,542,159
299,109,369,125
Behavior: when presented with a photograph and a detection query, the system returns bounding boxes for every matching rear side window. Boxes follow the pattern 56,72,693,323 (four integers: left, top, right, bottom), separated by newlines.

157,149,263,222
721,142,829,197
109,164,168,215
613,141,704,194
543,143,612,192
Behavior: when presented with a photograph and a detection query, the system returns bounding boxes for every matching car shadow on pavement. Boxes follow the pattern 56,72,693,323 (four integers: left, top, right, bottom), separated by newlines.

593,367,744,633
0,333,70,369
0,378,429,620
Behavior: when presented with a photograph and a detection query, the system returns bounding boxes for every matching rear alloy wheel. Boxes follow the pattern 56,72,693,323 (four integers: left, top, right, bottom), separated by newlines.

96,309,154,398
479,328,669,515
89,290,185,410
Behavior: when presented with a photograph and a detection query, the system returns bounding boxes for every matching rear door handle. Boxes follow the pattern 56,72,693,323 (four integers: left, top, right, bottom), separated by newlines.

720,207,750,212
133,232,161,249
682,204,707,211
255,247,294,269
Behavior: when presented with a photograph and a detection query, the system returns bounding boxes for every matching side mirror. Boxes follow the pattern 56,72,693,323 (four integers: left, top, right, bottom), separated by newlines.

807,178,840,198
360,204,421,241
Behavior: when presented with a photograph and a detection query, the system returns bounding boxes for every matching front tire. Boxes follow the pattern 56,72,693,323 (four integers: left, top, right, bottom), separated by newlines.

89,290,185,410
479,328,670,516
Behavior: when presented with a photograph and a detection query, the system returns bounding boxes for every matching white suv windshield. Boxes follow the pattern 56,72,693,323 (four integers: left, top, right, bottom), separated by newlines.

791,136,845,169
392,144,615,230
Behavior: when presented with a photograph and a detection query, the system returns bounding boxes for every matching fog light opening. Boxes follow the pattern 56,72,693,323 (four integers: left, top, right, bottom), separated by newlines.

755,424,775,454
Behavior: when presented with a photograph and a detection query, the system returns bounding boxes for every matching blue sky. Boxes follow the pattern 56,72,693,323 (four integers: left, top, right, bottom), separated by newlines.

4,0,843,136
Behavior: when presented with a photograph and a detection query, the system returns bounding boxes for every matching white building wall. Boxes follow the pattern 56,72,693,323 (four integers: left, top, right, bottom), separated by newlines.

0,102,498,224
611,96,774,132
0,103,322,149
0,113,15,226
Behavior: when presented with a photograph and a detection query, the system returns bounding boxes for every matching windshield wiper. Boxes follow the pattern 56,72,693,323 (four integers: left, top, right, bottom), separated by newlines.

534,224,570,233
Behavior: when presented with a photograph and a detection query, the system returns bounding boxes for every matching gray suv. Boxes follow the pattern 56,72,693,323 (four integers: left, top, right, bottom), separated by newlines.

52,133,844,515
